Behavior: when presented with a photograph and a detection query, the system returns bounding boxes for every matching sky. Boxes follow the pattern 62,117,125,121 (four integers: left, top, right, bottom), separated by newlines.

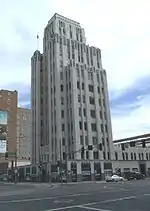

0,0,150,139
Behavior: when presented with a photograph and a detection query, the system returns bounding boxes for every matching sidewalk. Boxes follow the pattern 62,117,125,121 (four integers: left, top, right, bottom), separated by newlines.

0,180,106,187
59,180,106,185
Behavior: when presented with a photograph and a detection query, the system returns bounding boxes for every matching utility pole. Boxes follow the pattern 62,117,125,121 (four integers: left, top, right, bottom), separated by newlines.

14,149,17,183
65,145,68,183
59,139,63,184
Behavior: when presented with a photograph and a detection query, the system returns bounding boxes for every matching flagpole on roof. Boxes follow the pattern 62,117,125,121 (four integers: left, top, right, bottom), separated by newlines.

37,33,39,51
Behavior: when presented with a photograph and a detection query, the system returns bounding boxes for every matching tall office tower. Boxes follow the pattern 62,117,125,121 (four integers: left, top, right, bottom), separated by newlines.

31,13,114,167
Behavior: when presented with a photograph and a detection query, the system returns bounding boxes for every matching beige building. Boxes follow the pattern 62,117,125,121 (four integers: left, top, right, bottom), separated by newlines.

31,14,113,171
31,14,150,182
0,90,18,172
17,108,31,163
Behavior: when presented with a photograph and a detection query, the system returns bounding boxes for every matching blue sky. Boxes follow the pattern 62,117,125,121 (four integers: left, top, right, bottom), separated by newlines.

0,0,150,139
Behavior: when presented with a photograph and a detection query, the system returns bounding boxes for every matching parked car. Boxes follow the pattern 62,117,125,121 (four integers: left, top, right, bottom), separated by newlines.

106,174,124,182
126,172,145,181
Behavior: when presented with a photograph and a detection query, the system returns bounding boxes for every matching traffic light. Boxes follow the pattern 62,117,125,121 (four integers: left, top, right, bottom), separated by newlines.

5,152,8,160
81,146,84,153
98,143,102,151
57,160,61,167
88,145,93,150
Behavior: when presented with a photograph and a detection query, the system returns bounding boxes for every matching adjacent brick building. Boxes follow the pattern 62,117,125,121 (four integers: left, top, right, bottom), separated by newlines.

0,90,18,172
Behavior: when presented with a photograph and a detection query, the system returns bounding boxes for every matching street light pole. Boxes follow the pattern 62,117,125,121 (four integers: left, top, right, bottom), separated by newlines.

65,145,68,183
59,139,63,184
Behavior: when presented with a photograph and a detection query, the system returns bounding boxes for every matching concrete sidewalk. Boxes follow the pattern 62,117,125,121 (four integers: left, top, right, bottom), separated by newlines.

0,180,106,187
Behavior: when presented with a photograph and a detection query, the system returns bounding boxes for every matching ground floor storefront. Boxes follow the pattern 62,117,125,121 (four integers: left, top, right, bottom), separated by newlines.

15,160,150,182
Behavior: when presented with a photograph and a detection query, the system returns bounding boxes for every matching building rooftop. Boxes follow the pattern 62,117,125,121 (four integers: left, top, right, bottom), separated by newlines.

114,133,150,144
47,13,80,26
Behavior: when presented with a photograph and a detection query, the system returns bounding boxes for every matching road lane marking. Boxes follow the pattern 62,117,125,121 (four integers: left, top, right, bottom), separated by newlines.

54,199,73,203
78,206,111,211
0,192,90,204
43,195,142,211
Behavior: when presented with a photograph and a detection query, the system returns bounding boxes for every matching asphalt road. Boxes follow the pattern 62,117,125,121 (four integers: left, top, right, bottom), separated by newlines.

0,179,150,211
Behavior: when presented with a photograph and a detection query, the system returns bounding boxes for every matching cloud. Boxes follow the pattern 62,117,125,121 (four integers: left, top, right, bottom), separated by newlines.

1,0,150,139
111,75,150,139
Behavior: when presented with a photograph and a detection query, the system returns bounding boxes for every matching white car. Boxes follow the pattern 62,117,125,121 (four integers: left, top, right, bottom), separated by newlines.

106,174,124,182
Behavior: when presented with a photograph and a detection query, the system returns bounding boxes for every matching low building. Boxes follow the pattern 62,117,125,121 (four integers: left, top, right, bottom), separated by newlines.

17,108,31,164
113,133,150,177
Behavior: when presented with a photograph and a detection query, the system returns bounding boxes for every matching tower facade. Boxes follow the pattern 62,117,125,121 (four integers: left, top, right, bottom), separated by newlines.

31,14,114,166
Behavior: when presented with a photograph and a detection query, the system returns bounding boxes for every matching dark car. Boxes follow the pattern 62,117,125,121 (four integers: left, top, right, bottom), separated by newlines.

127,172,145,180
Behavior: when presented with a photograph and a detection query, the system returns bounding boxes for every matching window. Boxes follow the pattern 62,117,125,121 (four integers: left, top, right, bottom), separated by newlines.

103,152,106,159
131,153,133,160
97,86,100,93
60,84,63,92
89,96,95,105
139,153,141,160
97,74,100,82
93,151,99,159
105,125,108,133
115,152,118,160
62,124,65,131
81,151,84,159
81,69,84,78
146,153,148,160
99,99,101,106
80,135,84,145
88,72,93,80
107,152,110,160
86,151,89,159
79,107,81,116
88,84,94,92
125,152,128,160
90,109,96,118
69,82,71,89
101,124,104,133
61,97,64,105
79,121,82,130
100,111,102,119
85,136,88,145
91,123,97,132
82,83,84,90
83,108,86,117
84,122,87,130
122,152,125,160
78,94,81,102
7,99,11,104
62,138,65,145
77,81,80,89
92,137,97,145
61,110,64,118
103,99,105,107
83,95,85,103
63,152,66,160
60,60,63,68
134,153,136,160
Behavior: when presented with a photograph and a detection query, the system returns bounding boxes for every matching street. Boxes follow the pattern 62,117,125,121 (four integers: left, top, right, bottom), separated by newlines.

0,180,150,211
